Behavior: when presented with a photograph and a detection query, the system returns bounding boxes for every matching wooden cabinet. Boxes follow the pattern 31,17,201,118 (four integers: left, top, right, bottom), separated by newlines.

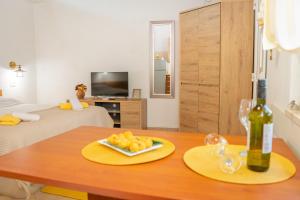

82,98,147,129
180,1,253,135
121,101,144,129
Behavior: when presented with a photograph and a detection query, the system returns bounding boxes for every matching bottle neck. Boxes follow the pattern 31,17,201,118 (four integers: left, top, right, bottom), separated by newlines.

257,86,266,105
257,98,266,105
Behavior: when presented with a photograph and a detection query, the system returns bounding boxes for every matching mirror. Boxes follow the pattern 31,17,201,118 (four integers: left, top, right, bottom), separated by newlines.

150,21,175,98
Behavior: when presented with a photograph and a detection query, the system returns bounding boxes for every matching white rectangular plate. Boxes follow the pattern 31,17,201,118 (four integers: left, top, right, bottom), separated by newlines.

98,139,163,157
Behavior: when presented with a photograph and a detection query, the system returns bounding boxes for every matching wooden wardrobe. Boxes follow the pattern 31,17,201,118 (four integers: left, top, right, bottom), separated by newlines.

180,0,253,135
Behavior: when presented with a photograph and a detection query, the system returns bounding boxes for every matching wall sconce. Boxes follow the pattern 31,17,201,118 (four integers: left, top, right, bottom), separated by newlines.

9,61,26,77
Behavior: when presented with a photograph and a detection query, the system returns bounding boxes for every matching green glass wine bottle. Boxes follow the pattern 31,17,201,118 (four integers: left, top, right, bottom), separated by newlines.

247,79,273,172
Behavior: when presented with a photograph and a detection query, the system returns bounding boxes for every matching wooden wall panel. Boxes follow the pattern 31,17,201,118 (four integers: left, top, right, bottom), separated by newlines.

219,0,254,135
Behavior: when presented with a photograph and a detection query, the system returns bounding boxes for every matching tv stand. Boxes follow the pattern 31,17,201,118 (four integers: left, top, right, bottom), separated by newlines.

93,96,128,101
108,97,127,100
81,98,147,129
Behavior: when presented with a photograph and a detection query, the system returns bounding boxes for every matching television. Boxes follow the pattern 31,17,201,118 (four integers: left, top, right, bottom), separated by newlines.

91,72,128,97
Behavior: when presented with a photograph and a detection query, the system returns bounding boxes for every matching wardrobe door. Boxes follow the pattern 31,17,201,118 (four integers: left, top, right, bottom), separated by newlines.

198,85,219,115
219,0,254,135
198,85,219,133
197,3,221,86
180,1,253,134
180,83,198,132
180,3,221,133
181,10,199,83
196,3,221,133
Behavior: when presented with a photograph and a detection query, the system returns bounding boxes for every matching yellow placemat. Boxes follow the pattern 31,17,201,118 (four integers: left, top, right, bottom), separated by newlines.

81,137,175,165
41,186,87,200
183,145,296,184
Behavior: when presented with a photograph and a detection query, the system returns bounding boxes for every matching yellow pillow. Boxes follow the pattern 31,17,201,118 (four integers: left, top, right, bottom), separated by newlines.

59,103,72,110
0,114,21,126
81,102,89,109
59,102,89,110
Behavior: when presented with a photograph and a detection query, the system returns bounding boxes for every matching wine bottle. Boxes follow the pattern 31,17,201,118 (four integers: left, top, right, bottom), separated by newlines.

247,79,273,172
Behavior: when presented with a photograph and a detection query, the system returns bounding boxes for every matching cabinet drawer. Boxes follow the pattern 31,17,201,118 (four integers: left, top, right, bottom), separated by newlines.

121,102,141,113
120,101,141,129
121,113,141,129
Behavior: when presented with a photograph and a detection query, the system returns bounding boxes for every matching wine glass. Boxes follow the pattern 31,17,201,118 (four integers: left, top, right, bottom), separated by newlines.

219,152,242,174
204,133,242,174
204,133,228,157
239,99,252,159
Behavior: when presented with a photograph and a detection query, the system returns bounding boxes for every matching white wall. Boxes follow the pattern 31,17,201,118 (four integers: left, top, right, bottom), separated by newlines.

268,50,300,158
33,0,207,128
0,0,36,103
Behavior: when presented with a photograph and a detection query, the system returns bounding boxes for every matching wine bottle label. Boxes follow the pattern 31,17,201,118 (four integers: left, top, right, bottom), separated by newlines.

262,123,273,154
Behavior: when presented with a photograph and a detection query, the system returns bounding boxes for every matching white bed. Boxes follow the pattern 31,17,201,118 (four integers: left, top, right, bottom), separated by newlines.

0,97,114,199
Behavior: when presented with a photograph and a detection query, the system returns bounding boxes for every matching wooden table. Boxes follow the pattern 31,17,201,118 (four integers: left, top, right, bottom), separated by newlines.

0,126,299,200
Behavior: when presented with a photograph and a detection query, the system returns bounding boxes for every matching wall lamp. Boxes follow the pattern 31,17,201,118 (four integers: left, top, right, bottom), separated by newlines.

9,61,26,77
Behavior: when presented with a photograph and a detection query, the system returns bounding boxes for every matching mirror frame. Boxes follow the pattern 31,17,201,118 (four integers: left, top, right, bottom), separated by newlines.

150,20,175,99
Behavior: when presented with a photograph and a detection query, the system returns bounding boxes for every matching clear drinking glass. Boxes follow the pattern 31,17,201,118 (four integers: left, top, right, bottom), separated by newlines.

219,153,242,174
204,133,243,174
239,99,252,156
204,133,228,157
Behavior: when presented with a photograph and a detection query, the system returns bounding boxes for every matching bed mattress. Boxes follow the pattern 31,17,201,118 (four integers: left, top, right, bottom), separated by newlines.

0,104,114,198
0,105,114,156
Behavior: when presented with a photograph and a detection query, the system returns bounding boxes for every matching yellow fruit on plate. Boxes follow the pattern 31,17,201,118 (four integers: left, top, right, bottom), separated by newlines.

129,142,140,152
123,131,133,138
144,138,153,148
118,140,130,149
106,131,154,152
107,134,118,145
137,141,146,151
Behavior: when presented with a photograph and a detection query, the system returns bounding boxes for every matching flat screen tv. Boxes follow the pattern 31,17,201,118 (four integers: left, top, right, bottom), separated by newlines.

91,72,128,97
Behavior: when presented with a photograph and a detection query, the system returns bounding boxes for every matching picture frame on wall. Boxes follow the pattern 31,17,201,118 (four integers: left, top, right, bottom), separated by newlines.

132,89,142,99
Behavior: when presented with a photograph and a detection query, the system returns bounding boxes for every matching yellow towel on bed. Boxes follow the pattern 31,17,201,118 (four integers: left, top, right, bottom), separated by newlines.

81,102,89,108
41,186,87,200
59,102,89,110
0,114,21,126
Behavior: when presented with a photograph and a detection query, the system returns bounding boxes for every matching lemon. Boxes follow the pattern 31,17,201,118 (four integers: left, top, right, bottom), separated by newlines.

144,138,153,148
107,134,118,145
137,141,146,151
124,131,133,138
129,142,140,152
118,138,130,149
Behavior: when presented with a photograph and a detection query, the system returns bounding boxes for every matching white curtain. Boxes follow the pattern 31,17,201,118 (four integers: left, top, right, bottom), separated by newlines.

263,0,300,51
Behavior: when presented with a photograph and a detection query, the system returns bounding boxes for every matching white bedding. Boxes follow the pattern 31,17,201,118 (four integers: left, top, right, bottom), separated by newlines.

0,103,53,115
